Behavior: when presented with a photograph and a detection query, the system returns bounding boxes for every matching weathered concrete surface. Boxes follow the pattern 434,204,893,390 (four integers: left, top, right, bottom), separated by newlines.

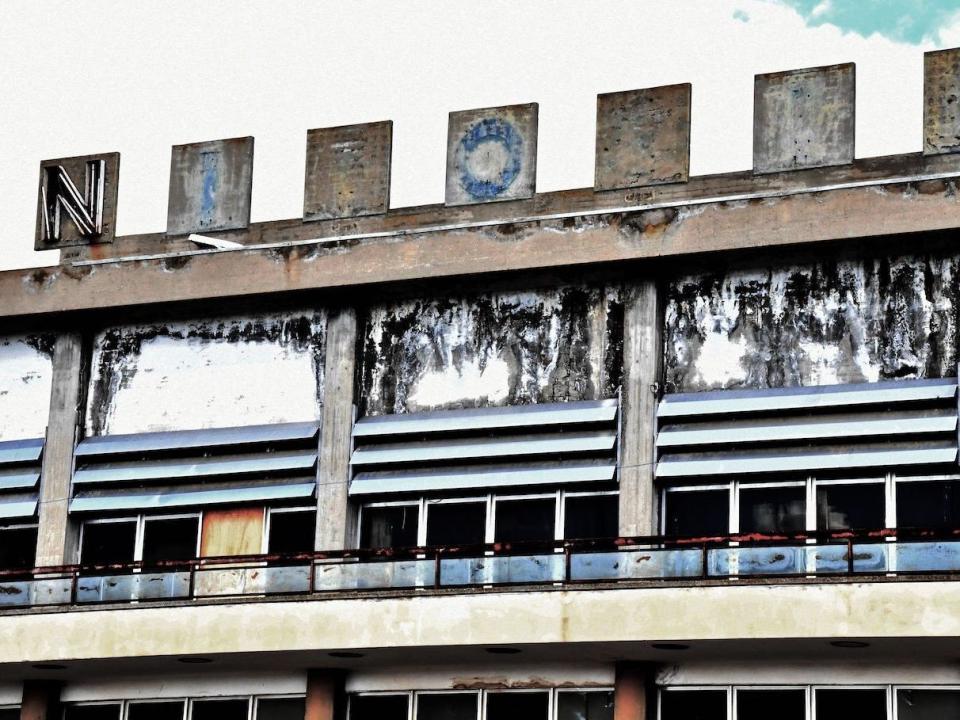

445,103,538,206
304,122,392,221
665,253,960,393
0,335,53,442
924,48,960,155
166,137,254,235
85,311,325,435
358,285,623,415
754,64,855,174
4,581,960,664
595,84,691,191
35,153,120,251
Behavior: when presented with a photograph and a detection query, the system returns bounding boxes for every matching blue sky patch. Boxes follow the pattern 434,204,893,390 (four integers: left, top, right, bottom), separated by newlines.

771,1,960,44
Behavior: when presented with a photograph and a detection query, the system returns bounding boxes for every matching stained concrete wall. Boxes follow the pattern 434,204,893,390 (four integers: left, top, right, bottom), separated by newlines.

359,285,624,415
665,253,960,393
0,335,54,442
86,311,325,435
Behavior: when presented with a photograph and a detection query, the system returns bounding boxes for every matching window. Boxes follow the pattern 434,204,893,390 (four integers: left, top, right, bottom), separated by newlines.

494,498,555,543
256,697,306,720
127,702,184,720
0,710,17,720
417,692,478,720
736,689,804,720
564,495,618,539
64,705,122,720
897,481,960,530
665,489,729,537
426,502,486,546
350,694,409,720
739,486,805,535
267,509,316,554
0,525,37,569
814,689,886,720
486,692,550,720
190,699,249,720
80,521,137,565
557,690,614,720
360,505,419,549
897,689,960,719
660,689,727,720
816,484,885,531
141,517,199,564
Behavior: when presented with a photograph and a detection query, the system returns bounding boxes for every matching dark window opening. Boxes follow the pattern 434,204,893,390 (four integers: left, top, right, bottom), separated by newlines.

486,692,549,720
268,510,316,554
565,495,618,540
0,710,17,720
897,481,960,530
64,705,122,720
737,689,804,720
350,694,409,720
426,503,486,546
660,690,727,720
80,521,137,566
127,701,185,720
141,517,199,565
190,699,250,720
0,526,37,569
815,689,887,720
897,689,960,719
256,697,306,720
360,506,419,549
494,499,555,543
417,692,479,720
665,489,730,537
739,486,806,535
817,484,885,531
557,690,615,720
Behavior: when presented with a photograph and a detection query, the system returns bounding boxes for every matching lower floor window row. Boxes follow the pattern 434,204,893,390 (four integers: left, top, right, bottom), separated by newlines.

350,689,613,720
63,696,303,720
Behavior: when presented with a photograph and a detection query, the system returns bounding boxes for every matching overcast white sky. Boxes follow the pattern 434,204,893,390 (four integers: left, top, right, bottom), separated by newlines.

2,0,959,270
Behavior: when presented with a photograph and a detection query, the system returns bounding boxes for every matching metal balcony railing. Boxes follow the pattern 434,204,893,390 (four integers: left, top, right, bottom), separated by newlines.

3,528,960,609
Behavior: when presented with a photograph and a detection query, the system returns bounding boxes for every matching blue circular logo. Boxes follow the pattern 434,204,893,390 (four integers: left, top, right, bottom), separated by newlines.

457,118,523,200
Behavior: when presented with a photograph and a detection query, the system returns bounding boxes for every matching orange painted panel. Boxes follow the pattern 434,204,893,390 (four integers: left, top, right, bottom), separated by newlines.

200,506,265,557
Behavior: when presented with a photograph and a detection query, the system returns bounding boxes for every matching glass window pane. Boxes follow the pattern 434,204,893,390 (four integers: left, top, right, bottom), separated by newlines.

737,689,804,720
64,705,122,720
191,699,249,720
486,692,549,720
564,495,619,540
127,702,185,720
897,689,960,719
660,690,726,720
0,526,37,569
739,487,806,534
896,481,958,530
268,511,316,554
557,690,614,720
351,694,409,720
142,517,199,564
815,689,886,720
816,484,885,531
80,522,137,565
0,710,18,720
416,692,478,720
426,503,486,546
360,506,419,549
494,499,555,543
256,697,306,720
665,490,729,537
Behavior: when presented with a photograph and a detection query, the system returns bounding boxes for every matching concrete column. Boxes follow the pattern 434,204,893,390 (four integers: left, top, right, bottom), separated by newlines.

35,332,86,567
20,680,61,720
316,307,359,551
614,663,652,720
305,670,342,720
619,280,662,538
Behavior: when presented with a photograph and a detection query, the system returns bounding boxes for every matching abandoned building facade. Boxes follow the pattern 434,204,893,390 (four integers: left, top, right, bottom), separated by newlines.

4,49,960,720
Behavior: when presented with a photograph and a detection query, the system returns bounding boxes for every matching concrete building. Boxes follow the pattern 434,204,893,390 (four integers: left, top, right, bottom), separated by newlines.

4,49,960,720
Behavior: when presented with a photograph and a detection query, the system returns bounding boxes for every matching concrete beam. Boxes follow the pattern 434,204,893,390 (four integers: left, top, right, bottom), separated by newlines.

619,281,661,537
20,681,61,720
924,47,960,155
315,307,358,551
35,333,85,567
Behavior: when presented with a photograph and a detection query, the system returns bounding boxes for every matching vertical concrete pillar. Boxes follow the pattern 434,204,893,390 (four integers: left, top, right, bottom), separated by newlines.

619,280,662,538
316,307,359,551
614,664,652,720
35,332,86,567
20,680,61,720
305,670,342,720
923,47,960,155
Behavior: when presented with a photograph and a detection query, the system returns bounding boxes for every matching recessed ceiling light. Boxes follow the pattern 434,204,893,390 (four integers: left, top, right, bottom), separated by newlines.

484,647,522,655
651,643,691,651
177,657,213,664
830,641,870,648
328,651,365,659
32,663,66,671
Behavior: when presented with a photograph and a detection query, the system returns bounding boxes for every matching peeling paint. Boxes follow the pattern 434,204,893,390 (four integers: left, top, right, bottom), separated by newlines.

0,335,54,441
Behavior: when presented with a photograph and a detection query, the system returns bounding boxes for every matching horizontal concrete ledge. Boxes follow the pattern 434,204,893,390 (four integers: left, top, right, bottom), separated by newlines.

3,580,960,665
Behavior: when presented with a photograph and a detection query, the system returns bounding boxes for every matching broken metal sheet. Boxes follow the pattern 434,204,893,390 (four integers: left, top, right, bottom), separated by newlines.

350,462,617,496
75,421,318,458
69,482,316,513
